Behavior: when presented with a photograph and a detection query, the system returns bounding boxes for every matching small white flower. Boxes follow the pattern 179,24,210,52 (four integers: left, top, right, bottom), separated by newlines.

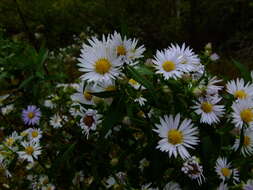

79,108,102,138
206,76,223,95
128,78,145,90
215,157,239,183
231,99,253,129
44,99,56,109
110,31,145,65
42,184,55,190
105,176,116,189
226,78,253,99
18,141,42,163
210,53,220,61
153,49,183,80
163,181,182,190
26,128,43,142
192,96,225,125
153,114,199,160
49,113,68,128
1,104,14,115
134,96,147,106
232,127,253,157
4,131,20,151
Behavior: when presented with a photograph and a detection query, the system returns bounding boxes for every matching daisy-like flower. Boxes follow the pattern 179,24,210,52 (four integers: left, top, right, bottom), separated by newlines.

217,182,228,190
168,43,201,73
110,31,145,65
134,96,147,106
181,156,205,185
226,78,253,100
231,99,253,129
153,49,183,80
232,127,253,157
163,182,182,190
1,104,14,115
26,128,43,142
79,108,102,138
192,96,225,125
153,114,199,160
69,103,82,117
18,141,42,163
71,82,100,105
44,99,56,109
128,78,145,90
22,105,41,126
4,131,20,150
215,157,239,183
49,113,68,128
42,184,55,190
210,53,220,61
243,179,253,190
78,36,123,84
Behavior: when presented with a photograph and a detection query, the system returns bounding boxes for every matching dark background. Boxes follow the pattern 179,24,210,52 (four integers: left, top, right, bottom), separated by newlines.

1,0,253,65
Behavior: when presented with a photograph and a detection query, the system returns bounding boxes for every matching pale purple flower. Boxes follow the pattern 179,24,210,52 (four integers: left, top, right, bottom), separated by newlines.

22,105,41,126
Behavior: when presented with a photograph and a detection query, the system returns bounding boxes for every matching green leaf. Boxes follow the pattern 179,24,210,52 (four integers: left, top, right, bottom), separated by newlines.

135,65,154,75
231,59,251,81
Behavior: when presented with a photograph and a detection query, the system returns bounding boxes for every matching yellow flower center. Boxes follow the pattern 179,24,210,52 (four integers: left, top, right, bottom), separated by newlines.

83,115,95,128
95,58,111,74
221,168,231,177
201,102,213,113
129,79,138,86
83,91,93,101
25,146,34,155
27,112,35,119
6,138,14,146
31,131,39,138
168,129,183,145
117,45,127,56
162,61,175,72
105,85,116,91
234,90,247,99
240,109,253,123
244,136,251,146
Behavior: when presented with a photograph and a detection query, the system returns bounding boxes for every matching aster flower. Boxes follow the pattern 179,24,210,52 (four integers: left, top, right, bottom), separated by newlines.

71,81,100,105
181,156,205,185
243,179,253,190
128,78,145,90
210,53,220,61
153,114,199,160
26,128,43,142
205,76,223,95
232,127,253,157
1,104,14,115
4,131,20,151
153,49,183,80
163,182,182,190
42,184,55,190
134,96,147,106
231,99,253,129
168,43,201,73
215,157,239,183
78,108,102,138
78,36,123,84
110,31,145,65
18,141,42,163
226,78,253,100
22,105,41,126
49,113,68,129
192,95,225,125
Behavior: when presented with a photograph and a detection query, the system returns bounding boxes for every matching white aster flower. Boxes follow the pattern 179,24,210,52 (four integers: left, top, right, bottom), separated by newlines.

79,108,102,138
192,96,225,125
39,175,49,186
215,157,239,183
226,78,253,100
206,76,223,95
44,99,56,109
210,53,220,61
217,182,228,190
168,43,201,73
232,127,253,157
181,156,205,185
105,176,116,189
26,128,43,142
18,141,42,163
134,96,147,106
78,36,123,84
49,113,68,128
69,103,82,117
128,78,145,90
71,82,100,105
42,184,55,190
163,181,182,190
4,131,20,151
153,49,183,80
231,99,253,129
153,114,199,160
110,31,145,65
243,179,253,190
1,104,14,115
